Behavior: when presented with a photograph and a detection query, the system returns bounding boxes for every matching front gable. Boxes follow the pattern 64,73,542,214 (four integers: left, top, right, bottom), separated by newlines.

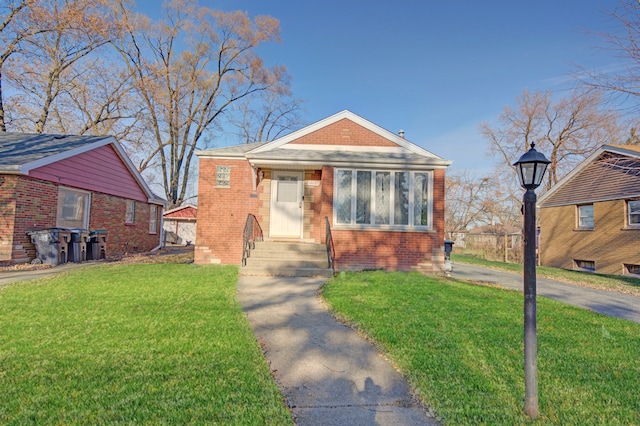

30,144,149,202
287,118,399,147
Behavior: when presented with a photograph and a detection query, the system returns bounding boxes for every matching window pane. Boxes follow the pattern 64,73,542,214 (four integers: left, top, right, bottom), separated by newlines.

57,188,89,229
149,205,157,234
336,170,352,224
394,172,409,225
375,172,390,224
356,171,371,224
277,179,298,203
414,173,429,226
126,201,135,223
578,205,593,228
629,200,640,225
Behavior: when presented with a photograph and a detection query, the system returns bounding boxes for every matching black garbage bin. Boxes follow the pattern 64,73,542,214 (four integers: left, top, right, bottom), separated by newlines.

68,229,89,263
28,228,71,265
444,239,455,260
87,230,108,260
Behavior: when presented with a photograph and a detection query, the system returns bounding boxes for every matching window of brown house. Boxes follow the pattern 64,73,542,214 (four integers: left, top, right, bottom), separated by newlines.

574,259,595,272
624,264,640,276
627,200,640,227
577,204,594,229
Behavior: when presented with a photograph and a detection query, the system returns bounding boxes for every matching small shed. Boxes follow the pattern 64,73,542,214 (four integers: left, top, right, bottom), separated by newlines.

163,204,197,245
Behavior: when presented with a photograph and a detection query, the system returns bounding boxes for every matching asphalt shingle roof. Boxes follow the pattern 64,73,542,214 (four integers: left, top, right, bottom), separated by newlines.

0,133,111,172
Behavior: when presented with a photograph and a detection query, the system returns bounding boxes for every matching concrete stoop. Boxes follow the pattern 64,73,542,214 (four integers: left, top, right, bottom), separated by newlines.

240,241,334,278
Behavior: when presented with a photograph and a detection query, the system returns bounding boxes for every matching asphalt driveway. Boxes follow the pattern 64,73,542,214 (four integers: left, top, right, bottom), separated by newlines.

452,262,640,324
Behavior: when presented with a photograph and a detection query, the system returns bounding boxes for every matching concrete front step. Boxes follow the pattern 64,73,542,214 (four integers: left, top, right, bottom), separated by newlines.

241,241,333,277
240,266,334,278
245,257,329,269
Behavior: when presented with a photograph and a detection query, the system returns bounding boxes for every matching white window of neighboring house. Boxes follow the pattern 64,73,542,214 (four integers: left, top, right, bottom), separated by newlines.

216,165,231,188
334,168,433,229
57,187,90,229
577,204,594,229
627,200,640,226
126,200,135,224
149,205,158,234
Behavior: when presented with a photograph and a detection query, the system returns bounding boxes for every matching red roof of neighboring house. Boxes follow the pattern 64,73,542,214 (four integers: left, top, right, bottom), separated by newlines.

163,204,197,219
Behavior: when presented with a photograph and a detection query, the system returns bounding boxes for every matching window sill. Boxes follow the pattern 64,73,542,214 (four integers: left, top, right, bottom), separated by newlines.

622,226,640,231
125,222,136,226
573,227,594,231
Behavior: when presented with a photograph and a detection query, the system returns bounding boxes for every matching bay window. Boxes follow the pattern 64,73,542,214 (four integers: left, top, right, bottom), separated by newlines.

335,168,432,229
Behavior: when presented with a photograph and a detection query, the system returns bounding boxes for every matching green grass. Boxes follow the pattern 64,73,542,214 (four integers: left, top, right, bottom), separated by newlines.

323,271,640,425
452,253,640,296
0,263,292,425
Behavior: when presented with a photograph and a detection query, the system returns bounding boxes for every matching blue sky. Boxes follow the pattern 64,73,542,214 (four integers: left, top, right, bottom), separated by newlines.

137,0,623,174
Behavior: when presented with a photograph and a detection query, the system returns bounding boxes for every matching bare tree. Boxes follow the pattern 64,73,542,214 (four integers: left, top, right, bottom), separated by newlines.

445,170,522,235
480,88,622,191
228,82,306,144
0,0,46,131
112,0,288,208
576,0,640,112
3,0,119,133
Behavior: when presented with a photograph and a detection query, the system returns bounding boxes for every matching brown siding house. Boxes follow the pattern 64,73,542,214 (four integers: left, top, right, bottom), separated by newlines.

538,144,640,275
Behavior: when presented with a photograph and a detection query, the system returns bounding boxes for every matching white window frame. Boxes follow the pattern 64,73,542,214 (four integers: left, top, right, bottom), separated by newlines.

577,204,594,229
125,200,135,224
56,187,91,229
216,165,231,188
333,168,433,230
149,205,158,234
627,200,640,227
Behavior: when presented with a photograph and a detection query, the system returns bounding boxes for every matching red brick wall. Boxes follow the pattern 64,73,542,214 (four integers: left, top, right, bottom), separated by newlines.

289,119,398,147
195,158,261,264
195,161,447,272
0,175,161,265
89,192,161,256
326,167,445,271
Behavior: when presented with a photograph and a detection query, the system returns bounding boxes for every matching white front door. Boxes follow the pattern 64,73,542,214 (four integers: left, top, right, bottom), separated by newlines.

270,170,303,238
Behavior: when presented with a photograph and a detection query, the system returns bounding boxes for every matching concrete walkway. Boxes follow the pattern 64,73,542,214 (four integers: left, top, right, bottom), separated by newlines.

237,276,438,426
452,262,640,324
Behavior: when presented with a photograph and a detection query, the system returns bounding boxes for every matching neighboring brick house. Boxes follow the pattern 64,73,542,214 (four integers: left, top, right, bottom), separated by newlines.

0,133,166,265
163,204,197,245
538,144,640,275
195,110,451,272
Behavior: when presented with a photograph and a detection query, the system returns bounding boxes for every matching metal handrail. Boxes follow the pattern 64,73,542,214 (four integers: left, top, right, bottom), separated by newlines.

325,216,335,273
242,214,263,266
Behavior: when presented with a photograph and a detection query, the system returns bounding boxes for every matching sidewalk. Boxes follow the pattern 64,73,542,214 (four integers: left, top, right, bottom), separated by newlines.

237,276,439,426
452,262,640,324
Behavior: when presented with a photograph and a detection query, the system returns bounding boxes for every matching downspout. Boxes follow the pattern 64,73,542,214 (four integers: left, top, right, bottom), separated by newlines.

151,206,165,252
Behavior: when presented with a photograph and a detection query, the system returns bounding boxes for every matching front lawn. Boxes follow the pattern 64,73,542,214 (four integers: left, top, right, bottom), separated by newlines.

0,263,292,425
323,271,640,425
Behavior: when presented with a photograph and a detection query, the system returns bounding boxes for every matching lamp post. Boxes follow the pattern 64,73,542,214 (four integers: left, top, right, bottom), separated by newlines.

513,143,550,419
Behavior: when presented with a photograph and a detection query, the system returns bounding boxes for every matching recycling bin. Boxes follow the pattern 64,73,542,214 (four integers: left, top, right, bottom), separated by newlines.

27,228,71,265
87,230,108,260
68,229,90,263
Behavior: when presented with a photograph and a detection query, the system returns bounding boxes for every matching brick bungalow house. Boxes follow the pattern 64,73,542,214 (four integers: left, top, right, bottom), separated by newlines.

538,144,640,275
195,110,451,272
0,133,166,265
